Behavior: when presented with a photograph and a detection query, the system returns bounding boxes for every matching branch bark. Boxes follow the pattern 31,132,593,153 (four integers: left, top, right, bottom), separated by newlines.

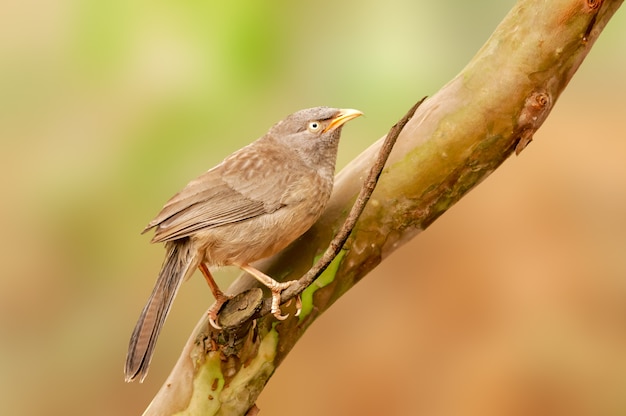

141,0,623,414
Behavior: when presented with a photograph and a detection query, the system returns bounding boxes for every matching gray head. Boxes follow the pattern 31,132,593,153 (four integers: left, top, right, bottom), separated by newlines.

266,106,362,169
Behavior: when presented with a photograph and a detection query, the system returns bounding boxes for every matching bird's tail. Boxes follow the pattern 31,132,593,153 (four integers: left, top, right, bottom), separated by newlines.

125,241,197,383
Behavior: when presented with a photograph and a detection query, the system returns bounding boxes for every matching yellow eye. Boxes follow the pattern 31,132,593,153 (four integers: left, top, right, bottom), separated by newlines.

307,121,321,132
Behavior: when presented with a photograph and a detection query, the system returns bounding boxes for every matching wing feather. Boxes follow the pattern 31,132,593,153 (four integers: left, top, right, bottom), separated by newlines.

144,140,306,243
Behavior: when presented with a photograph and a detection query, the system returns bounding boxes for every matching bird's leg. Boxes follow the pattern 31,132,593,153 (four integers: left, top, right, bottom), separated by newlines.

238,264,301,320
199,263,230,329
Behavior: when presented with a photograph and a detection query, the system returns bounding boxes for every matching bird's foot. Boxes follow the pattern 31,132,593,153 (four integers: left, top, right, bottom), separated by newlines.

207,291,232,330
283,294,303,317
268,280,301,320
238,264,302,321
199,262,231,329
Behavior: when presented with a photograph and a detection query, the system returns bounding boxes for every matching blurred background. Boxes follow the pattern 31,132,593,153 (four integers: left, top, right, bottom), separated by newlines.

1,1,625,415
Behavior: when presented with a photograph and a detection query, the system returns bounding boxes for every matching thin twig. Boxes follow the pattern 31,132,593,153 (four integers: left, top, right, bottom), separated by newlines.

256,97,427,317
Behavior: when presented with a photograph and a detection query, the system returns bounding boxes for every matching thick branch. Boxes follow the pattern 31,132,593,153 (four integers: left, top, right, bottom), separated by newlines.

142,1,623,415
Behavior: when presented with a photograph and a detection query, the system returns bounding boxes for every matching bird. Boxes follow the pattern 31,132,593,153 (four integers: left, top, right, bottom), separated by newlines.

125,106,362,382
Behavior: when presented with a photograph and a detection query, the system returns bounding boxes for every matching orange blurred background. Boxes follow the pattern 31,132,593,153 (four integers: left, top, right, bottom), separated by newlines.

1,1,625,415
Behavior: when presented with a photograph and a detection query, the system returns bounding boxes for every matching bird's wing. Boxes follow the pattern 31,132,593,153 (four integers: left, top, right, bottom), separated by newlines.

144,142,305,243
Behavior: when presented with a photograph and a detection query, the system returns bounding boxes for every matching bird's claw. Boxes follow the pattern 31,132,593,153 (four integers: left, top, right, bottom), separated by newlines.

270,280,302,321
208,315,221,330
284,295,303,317
272,308,290,321
207,292,231,330
294,295,302,317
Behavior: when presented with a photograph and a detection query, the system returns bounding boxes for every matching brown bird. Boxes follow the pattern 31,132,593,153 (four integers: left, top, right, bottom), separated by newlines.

125,107,362,382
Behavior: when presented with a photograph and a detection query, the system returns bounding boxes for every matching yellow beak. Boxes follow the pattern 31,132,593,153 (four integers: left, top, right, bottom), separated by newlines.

323,108,363,133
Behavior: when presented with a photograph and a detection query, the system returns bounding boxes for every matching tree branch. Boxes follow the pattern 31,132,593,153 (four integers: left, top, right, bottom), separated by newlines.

141,0,623,414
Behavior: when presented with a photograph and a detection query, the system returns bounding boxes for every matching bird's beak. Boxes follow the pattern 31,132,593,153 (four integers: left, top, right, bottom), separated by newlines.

323,108,363,133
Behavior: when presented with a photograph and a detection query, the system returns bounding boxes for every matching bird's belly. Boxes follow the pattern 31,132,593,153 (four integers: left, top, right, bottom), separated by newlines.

194,204,323,267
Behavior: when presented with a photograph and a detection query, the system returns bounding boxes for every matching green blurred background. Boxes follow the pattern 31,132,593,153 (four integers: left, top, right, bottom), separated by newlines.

2,1,625,415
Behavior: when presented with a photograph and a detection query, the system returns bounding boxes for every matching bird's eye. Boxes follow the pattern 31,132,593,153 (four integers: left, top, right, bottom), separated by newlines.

307,121,321,132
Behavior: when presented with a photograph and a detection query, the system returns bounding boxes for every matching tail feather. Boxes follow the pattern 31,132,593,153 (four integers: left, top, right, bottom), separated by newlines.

125,241,197,382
